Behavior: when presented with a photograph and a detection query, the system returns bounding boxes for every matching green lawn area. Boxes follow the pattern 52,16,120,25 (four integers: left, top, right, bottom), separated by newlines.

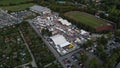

0,3,34,11
64,11,108,28
0,0,32,5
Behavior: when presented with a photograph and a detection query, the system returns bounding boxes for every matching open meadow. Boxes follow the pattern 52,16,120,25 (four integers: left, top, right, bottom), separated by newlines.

0,3,34,11
0,0,33,5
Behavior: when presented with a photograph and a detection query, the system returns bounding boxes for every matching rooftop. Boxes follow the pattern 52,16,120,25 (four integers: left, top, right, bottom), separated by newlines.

50,34,70,47
30,5,50,12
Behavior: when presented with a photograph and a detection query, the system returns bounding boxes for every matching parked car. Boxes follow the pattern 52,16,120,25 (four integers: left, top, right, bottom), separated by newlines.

66,64,73,68
71,54,78,61
62,58,71,64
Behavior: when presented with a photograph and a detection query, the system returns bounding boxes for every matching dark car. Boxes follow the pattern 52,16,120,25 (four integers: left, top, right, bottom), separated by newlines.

71,55,78,61
66,64,73,68
62,58,71,64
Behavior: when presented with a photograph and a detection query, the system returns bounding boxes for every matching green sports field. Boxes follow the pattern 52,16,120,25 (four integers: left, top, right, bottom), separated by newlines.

0,0,34,12
64,11,108,28
0,0,32,5
0,3,34,11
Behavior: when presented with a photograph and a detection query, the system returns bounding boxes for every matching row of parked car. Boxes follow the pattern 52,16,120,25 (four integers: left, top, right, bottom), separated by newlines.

62,50,85,68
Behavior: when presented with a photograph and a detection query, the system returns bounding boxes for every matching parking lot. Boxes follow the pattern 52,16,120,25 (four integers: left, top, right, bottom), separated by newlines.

0,9,21,28
10,10,36,20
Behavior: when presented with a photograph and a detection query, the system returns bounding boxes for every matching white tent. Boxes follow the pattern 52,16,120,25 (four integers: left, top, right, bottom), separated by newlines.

50,34,70,48
80,29,88,35
58,18,71,26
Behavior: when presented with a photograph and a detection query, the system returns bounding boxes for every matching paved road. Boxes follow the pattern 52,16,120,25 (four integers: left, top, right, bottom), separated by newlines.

15,62,31,68
15,62,30,68
28,21,82,68
19,28,38,68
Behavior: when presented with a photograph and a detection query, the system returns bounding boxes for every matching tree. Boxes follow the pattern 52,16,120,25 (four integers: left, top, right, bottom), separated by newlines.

82,40,93,49
114,30,120,42
41,28,52,36
96,36,108,46
96,45,107,61
114,30,120,37
101,36,108,45
89,57,99,68
105,53,118,68
80,52,88,63
107,32,113,40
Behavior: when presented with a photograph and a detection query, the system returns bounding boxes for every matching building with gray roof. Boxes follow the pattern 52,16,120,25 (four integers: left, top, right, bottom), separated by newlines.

30,5,51,15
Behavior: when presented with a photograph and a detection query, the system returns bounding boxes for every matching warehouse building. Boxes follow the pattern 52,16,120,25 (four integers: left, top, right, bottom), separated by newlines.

30,5,51,15
50,34,74,54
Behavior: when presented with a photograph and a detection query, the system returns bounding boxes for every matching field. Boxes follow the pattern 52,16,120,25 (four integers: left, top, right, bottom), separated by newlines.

0,0,32,5
0,3,34,11
0,0,34,12
0,26,32,67
64,11,113,32
64,11,113,31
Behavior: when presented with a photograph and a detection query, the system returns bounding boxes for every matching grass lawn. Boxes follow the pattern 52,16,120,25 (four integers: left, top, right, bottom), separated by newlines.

0,0,32,5
0,3,34,11
64,11,108,28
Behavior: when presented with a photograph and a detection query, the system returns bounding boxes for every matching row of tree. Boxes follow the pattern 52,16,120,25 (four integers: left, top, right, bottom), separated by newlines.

85,0,120,29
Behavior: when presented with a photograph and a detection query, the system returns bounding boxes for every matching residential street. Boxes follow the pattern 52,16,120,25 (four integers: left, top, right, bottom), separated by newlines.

19,28,38,68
